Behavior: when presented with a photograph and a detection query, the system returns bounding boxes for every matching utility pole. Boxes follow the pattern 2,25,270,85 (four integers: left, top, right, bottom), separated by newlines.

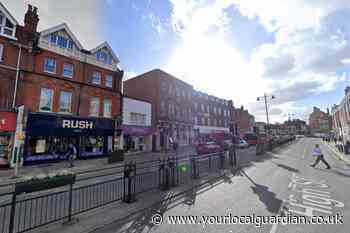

257,94,275,135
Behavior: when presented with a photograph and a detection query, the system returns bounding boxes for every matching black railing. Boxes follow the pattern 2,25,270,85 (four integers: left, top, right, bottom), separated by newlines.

0,151,234,233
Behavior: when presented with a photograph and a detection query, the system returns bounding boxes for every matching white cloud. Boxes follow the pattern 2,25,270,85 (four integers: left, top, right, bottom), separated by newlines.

167,0,350,123
2,0,105,49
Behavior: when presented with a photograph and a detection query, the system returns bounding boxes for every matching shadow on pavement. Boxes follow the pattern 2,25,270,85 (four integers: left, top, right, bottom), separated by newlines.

94,173,235,233
239,169,282,214
274,163,300,173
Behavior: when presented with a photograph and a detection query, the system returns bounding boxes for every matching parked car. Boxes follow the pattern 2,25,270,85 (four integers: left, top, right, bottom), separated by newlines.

196,141,223,155
235,139,249,149
243,133,258,146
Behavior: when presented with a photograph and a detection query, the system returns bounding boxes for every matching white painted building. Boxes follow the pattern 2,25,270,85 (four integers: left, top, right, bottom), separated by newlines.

120,97,153,153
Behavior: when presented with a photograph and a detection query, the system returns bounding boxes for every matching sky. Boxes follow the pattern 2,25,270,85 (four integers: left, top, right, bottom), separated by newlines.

3,0,350,123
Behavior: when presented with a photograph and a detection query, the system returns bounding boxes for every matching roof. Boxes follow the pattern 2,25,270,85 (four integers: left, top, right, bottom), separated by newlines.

0,2,19,25
40,23,83,50
90,41,120,63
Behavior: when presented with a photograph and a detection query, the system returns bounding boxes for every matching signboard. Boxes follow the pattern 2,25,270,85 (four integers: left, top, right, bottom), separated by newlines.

26,113,115,137
122,125,153,136
0,112,17,131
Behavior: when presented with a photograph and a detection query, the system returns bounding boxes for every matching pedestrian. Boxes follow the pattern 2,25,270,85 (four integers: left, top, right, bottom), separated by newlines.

310,144,331,169
68,143,77,168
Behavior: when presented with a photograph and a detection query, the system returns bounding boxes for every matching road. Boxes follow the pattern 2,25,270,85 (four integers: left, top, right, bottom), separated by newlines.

93,137,350,233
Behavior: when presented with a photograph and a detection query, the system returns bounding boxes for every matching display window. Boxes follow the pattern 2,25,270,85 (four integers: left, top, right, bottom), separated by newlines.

26,136,78,162
0,133,12,163
81,136,104,157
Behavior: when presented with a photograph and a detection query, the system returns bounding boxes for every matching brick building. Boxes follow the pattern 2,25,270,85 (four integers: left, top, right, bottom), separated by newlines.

331,86,350,142
192,90,234,142
232,106,255,138
309,106,332,134
123,69,194,151
0,3,123,165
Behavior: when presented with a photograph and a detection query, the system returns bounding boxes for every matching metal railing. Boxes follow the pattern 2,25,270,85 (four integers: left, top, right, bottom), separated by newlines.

0,151,235,233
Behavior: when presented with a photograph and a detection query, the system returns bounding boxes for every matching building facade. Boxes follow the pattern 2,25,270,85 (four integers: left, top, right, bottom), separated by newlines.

0,3,123,165
233,106,255,138
123,69,194,151
120,96,153,154
309,107,332,134
192,91,234,142
331,86,350,142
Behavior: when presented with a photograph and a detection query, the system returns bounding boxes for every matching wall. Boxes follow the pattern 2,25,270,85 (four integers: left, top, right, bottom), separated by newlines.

123,97,152,126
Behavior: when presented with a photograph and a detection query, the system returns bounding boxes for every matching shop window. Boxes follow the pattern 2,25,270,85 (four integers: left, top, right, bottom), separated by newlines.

59,91,72,113
63,63,73,78
106,75,113,88
103,99,112,118
92,71,101,85
90,97,100,117
39,88,54,112
26,136,75,159
44,57,56,74
82,136,104,156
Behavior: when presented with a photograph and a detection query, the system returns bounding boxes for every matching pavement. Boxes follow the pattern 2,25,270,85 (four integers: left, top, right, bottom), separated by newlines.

88,137,350,233
0,145,196,186
322,141,350,165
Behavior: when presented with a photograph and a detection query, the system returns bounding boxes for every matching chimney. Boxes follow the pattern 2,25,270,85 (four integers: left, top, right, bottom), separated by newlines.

240,105,244,110
327,108,330,115
24,5,39,33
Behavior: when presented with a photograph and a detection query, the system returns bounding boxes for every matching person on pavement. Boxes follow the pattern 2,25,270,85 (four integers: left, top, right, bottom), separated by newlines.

68,143,77,168
310,144,331,169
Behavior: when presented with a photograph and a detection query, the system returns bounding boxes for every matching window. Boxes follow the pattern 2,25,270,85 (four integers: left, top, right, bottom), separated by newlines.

44,58,56,73
104,99,112,118
161,101,166,116
92,71,101,85
90,97,100,117
63,63,73,78
213,107,216,114
161,81,167,91
0,44,3,61
194,117,198,125
207,105,210,113
201,117,205,125
218,108,221,115
50,34,73,50
106,75,113,88
0,15,15,37
130,112,146,125
201,104,204,112
59,91,72,113
39,88,54,112
96,50,112,64
194,102,198,111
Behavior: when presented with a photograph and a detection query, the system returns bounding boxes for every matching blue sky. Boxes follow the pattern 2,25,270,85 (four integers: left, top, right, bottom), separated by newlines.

4,0,350,123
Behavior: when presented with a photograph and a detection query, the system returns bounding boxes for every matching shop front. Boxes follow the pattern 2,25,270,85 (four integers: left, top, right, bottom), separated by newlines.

0,111,17,167
24,113,115,164
122,125,153,153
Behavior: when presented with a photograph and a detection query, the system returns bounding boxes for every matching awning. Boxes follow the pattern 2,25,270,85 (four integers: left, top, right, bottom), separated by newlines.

122,125,153,136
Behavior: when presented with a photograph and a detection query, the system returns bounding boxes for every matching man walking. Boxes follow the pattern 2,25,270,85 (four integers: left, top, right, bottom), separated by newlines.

68,143,77,168
310,144,331,169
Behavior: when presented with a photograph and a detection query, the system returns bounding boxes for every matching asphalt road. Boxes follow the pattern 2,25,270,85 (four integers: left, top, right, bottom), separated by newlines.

93,137,350,233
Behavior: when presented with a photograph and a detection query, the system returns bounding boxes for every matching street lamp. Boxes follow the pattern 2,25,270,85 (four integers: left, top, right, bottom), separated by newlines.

257,94,276,136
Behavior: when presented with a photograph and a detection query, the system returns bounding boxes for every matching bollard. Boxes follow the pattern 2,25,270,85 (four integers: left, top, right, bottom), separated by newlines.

191,156,198,179
123,162,136,203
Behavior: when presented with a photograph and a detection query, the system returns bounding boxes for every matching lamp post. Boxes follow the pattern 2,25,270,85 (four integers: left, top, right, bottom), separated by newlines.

257,94,275,136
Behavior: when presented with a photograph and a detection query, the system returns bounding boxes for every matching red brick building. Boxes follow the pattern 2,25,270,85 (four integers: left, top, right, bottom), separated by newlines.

309,107,332,134
123,69,194,151
0,3,123,165
232,106,255,138
192,90,234,141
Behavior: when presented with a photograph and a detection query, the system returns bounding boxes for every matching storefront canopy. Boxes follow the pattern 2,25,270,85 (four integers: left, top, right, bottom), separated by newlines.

122,125,153,136
26,113,115,137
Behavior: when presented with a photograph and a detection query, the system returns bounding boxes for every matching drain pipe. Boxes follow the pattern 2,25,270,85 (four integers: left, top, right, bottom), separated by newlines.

11,44,22,109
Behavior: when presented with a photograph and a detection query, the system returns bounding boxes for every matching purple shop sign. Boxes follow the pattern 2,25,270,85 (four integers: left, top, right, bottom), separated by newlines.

122,125,153,136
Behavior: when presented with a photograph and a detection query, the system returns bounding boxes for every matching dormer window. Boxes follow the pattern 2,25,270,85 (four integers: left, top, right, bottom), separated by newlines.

50,34,74,49
96,50,113,64
0,12,15,38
